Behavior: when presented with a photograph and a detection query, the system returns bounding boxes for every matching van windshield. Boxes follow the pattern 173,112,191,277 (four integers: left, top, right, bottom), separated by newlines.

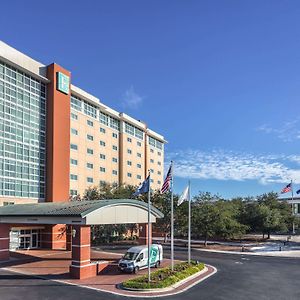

123,252,138,260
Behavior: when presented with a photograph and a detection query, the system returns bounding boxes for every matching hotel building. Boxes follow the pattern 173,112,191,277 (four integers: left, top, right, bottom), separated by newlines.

0,40,165,252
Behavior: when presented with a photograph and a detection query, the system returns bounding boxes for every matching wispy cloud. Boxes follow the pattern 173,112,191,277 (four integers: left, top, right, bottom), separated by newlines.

257,119,300,142
166,149,300,185
122,86,144,109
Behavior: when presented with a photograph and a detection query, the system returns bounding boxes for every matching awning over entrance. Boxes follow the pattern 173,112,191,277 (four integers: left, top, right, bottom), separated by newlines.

0,199,164,225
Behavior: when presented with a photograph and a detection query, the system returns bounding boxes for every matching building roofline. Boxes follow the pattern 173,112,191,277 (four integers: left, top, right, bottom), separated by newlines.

0,40,166,143
0,40,49,82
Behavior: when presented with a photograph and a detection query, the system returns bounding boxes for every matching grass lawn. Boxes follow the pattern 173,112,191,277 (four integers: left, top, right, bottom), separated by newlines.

122,261,205,289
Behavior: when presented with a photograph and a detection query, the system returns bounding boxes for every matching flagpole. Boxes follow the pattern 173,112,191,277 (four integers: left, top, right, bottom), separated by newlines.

147,171,151,282
188,180,191,264
291,179,295,235
171,161,174,271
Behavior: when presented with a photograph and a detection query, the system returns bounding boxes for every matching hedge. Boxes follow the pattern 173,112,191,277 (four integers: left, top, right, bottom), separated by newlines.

122,261,205,289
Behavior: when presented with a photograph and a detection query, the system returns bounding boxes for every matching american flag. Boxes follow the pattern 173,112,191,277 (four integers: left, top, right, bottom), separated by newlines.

281,183,292,194
161,163,173,194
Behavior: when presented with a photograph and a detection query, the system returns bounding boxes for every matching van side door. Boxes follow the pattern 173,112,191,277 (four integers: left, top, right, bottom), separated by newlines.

135,252,143,268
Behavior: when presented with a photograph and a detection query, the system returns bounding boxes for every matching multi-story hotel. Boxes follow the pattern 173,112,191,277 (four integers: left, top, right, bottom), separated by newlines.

0,40,166,206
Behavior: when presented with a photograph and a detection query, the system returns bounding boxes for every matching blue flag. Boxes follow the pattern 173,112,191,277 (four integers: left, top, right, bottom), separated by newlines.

133,176,150,196
296,189,300,194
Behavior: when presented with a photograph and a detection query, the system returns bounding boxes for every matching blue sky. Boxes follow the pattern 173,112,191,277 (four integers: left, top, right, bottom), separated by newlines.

1,1,300,198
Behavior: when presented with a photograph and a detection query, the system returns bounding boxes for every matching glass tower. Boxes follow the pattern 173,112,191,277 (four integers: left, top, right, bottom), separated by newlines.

0,61,46,199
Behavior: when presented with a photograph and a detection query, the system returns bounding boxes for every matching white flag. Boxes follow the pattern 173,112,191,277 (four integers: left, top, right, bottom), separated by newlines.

178,185,189,206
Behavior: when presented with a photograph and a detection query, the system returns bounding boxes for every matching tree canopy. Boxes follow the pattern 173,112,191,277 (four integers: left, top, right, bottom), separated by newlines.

71,184,297,245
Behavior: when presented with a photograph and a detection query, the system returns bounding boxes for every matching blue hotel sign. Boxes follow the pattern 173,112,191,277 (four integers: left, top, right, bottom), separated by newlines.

57,72,70,95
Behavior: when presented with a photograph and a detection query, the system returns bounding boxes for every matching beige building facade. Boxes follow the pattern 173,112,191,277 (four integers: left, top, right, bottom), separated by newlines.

69,88,165,197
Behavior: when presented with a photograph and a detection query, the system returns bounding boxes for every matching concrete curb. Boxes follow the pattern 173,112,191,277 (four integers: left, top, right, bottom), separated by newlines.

192,247,300,258
118,266,208,293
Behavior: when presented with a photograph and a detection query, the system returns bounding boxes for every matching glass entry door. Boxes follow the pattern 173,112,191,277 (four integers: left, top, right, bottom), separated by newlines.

31,233,38,248
17,229,40,250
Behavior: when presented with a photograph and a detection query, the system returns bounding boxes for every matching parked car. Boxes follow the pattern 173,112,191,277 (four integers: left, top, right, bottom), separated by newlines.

118,244,163,273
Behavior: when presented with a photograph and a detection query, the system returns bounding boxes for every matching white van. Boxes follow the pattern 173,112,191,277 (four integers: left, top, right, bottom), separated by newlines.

118,244,163,273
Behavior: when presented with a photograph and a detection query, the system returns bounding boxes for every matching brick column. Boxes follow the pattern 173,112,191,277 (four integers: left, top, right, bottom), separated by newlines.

41,224,67,249
66,225,72,251
138,223,152,245
0,224,10,261
69,225,96,279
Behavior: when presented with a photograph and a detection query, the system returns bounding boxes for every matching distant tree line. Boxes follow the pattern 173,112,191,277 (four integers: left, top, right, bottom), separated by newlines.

71,184,298,245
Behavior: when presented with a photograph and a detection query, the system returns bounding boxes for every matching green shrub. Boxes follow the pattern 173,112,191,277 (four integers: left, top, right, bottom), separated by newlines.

122,261,205,289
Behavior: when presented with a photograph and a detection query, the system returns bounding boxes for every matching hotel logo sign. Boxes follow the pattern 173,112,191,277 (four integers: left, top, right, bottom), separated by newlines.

57,72,70,95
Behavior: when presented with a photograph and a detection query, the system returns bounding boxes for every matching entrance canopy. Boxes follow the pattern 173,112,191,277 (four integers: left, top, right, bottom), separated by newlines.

0,199,163,225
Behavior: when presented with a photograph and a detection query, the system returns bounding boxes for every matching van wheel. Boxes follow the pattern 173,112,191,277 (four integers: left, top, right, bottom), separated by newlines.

134,266,139,274
155,261,160,268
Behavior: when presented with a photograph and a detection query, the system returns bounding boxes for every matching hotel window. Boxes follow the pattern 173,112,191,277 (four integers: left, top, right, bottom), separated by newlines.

87,163,93,169
150,149,154,153
127,161,132,166
127,137,132,143
112,170,118,175
87,134,94,141
150,159,154,163
157,141,163,150
71,128,78,135
71,95,82,111
158,152,161,156
125,122,143,140
137,164,141,168
150,169,154,173
125,123,134,136
100,127,106,133
87,120,94,127
70,144,78,150
135,128,143,140
112,132,118,138
70,189,78,196
87,148,94,155
71,112,78,120
100,167,106,172
151,179,154,183
158,171,161,175
100,180,106,186
127,172,132,178
149,136,156,147
112,157,118,163
99,111,109,126
158,161,161,166
110,117,120,131
100,154,106,160
99,112,120,130
127,149,132,154
70,159,78,165
84,101,97,119
87,177,94,183
113,145,118,151
137,175,142,180
137,141,142,147
100,141,106,146
158,180,161,185
70,174,78,180
137,153,142,158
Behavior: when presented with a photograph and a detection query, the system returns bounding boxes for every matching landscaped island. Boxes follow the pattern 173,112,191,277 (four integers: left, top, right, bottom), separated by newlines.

122,261,205,289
